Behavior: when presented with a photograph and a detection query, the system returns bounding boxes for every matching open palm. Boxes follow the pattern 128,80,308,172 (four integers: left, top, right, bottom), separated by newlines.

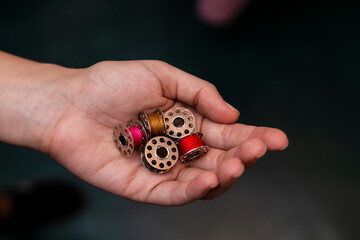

47,60,288,205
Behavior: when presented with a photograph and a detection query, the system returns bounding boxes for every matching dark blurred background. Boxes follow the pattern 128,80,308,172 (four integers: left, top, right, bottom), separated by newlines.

0,0,359,239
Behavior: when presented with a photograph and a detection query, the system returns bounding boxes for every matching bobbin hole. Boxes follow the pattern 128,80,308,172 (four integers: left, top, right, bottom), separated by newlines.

119,134,128,147
173,117,185,128
156,146,169,159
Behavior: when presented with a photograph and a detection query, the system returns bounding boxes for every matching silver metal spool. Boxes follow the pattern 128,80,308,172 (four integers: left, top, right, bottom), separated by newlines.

141,136,179,174
113,121,136,157
164,107,196,139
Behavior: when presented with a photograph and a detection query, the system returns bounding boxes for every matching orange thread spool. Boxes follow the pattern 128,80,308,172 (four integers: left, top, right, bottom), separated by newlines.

147,112,165,137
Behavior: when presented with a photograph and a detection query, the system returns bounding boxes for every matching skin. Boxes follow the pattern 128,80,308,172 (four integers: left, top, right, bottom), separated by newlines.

0,51,288,206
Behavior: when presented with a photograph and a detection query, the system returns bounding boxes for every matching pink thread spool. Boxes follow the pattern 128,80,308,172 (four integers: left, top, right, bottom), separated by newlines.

129,126,143,146
113,120,147,157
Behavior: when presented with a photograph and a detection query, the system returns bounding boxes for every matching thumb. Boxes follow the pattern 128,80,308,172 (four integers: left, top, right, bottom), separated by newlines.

141,60,239,123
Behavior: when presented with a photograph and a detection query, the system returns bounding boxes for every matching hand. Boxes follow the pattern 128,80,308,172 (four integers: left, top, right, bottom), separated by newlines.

0,53,287,205
40,60,287,205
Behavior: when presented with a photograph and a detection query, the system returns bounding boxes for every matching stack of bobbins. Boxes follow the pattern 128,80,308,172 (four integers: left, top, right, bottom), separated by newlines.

113,107,208,173
164,107,208,163
113,120,148,157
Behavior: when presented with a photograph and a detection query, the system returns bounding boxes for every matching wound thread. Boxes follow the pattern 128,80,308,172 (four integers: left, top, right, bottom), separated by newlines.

129,126,143,146
147,112,165,137
177,134,204,156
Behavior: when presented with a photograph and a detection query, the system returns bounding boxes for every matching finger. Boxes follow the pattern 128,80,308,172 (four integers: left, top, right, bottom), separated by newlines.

203,157,245,200
201,139,265,200
201,118,289,151
141,60,239,124
145,171,219,205
190,138,267,170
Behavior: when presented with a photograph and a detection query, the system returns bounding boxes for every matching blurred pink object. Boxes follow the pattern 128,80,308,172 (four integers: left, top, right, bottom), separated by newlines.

196,0,250,26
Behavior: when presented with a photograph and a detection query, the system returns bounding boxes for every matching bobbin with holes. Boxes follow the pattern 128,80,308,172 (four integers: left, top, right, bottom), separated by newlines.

164,107,196,139
141,136,179,174
113,119,148,157
138,109,166,139
177,132,209,163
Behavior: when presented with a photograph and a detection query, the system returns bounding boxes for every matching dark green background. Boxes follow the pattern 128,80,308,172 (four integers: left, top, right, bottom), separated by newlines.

1,0,359,239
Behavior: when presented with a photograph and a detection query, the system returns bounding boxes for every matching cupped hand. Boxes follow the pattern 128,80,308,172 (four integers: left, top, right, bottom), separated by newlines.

46,60,288,205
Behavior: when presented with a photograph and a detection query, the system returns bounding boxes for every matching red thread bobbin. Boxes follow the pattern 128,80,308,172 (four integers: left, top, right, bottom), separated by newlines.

177,132,208,163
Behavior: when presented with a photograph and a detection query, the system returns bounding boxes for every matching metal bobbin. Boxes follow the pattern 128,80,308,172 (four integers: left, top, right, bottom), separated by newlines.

141,136,179,174
138,109,166,139
177,132,209,163
113,120,147,157
164,107,196,139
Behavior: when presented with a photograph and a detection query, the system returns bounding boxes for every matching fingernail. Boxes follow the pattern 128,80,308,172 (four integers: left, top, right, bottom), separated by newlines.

210,182,219,189
257,144,267,158
231,168,245,180
226,102,237,111
280,142,289,150
232,171,243,179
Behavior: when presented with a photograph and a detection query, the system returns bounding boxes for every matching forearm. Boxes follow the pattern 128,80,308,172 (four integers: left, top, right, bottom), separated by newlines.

0,51,76,152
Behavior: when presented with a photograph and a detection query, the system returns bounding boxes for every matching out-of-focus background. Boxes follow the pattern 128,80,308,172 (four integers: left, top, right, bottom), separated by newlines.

0,0,359,239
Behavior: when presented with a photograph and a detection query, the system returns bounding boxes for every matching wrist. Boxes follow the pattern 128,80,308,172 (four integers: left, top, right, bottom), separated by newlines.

0,53,80,153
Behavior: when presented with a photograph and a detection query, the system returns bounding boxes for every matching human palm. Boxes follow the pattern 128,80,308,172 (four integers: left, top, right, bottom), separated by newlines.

47,60,288,205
